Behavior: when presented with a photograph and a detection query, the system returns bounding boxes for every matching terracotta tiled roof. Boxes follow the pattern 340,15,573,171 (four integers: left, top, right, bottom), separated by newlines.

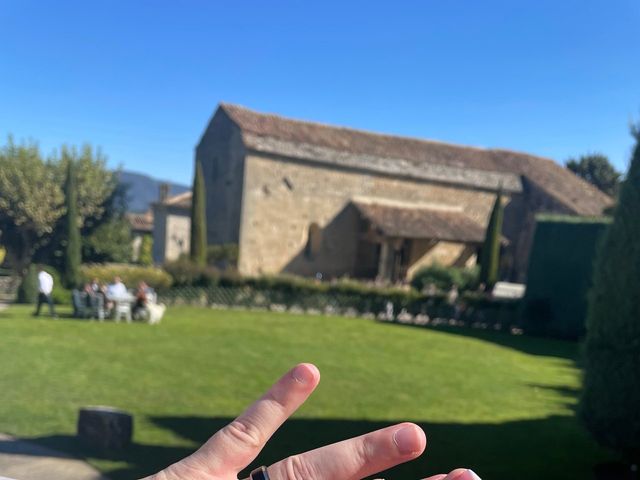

126,211,153,233
354,201,487,244
220,103,612,216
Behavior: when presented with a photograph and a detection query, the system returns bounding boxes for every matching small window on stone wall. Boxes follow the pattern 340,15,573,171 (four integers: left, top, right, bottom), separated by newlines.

305,223,322,260
283,176,294,191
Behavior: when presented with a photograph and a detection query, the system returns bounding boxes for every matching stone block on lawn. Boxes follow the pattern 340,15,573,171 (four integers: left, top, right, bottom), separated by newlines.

77,406,133,450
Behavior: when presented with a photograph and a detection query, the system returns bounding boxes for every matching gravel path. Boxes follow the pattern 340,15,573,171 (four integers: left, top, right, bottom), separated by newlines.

0,433,107,480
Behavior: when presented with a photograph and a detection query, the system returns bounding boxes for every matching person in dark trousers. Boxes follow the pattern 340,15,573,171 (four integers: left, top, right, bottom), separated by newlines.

34,266,57,318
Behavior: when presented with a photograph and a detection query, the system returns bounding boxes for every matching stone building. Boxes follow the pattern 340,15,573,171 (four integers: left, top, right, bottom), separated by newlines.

152,190,192,264
195,103,611,282
126,211,153,262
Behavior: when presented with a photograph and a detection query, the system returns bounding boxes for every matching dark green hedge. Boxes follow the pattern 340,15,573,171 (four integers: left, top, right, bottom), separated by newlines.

521,214,610,339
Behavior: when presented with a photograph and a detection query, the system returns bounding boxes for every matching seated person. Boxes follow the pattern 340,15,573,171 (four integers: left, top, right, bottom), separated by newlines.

133,281,152,318
106,276,127,299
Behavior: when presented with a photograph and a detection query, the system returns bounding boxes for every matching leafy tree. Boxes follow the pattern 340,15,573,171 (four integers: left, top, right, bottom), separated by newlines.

0,138,65,274
138,235,153,266
63,161,82,288
84,218,132,264
190,161,207,266
479,189,504,288
580,126,640,467
16,264,38,304
566,153,622,197
35,147,125,268
53,145,117,224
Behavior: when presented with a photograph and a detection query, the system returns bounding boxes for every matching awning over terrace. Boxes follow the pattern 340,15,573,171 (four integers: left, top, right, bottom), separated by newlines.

353,201,487,244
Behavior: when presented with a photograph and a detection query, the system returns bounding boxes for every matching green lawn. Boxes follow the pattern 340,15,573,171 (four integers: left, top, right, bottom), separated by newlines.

0,305,611,479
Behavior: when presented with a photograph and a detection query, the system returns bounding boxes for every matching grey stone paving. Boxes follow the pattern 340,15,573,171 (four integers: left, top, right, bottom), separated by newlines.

0,433,107,480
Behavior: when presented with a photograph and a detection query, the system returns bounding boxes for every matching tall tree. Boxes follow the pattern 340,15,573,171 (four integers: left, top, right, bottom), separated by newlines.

580,127,640,468
566,153,622,197
63,160,81,288
0,138,65,274
479,189,504,289
190,161,207,266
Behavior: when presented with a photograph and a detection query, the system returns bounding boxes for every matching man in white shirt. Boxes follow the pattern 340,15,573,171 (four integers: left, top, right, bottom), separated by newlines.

106,276,127,299
34,266,57,317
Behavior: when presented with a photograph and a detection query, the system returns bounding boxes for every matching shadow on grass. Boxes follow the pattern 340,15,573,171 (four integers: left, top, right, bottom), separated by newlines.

9,414,611,480
392,322,580,361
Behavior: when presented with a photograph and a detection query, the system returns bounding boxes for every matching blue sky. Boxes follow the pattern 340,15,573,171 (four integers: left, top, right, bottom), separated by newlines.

1,0,639,185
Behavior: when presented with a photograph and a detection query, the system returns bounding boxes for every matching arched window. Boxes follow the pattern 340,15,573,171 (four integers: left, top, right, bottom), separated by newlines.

305,223,322,260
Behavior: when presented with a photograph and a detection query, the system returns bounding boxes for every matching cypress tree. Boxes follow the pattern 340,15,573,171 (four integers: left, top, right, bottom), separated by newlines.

580,127,640,467
64,160,81,288
190,161,207,266
479,189,504,288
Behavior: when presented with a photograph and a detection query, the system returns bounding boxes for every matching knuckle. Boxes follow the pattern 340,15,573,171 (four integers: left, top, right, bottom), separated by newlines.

223,419,264,450
281,454,318,480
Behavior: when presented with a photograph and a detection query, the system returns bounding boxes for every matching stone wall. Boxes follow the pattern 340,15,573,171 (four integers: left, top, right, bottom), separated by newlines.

238,154,503,278
196,109,246,245
152,206,191,263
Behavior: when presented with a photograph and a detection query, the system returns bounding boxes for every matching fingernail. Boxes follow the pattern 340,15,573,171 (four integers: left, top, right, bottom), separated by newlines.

393,425,421,455
466,469,481,480
292,364,315,384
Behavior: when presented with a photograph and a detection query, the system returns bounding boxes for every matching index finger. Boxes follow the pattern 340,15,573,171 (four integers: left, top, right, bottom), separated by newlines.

175,363,321,477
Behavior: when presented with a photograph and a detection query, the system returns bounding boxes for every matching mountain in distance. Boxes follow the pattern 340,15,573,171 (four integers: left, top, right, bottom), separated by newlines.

118,170,190,213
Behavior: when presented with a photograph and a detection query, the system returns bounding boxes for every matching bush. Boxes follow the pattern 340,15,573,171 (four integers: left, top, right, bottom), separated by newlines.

521,215,609,339
164,258,220,287
80,263,172,290
138,235,153,266
580,129,640,463
410,264,478,292
207,244,238,268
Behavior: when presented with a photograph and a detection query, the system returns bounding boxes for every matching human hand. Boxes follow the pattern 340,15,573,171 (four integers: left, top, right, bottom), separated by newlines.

145,363,480,480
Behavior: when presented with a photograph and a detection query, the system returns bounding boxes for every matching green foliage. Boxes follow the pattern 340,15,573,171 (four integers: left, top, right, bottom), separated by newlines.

580,128,640,461
80,264,172,290
190,161,207,266
63,161,82,288
138,235,153,266
84,218,132,263
52,144,117,224
164,257,220,287
479,190,504,288
16,264,38,304
0,137,120,274
0,138,65,272
521,215,609,340
206,243,238,267
566,153,621,197
410,263,479,292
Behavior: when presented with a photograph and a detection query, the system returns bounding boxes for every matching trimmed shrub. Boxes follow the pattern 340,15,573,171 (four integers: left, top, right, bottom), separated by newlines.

138,235,153,266
410,264,479,292
164,258,220,287
479,189,504,288
80,263,172,290
63,160,82,288
190,161,207,266
207,244,238,267
521,214,610,339
580,129,640,463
